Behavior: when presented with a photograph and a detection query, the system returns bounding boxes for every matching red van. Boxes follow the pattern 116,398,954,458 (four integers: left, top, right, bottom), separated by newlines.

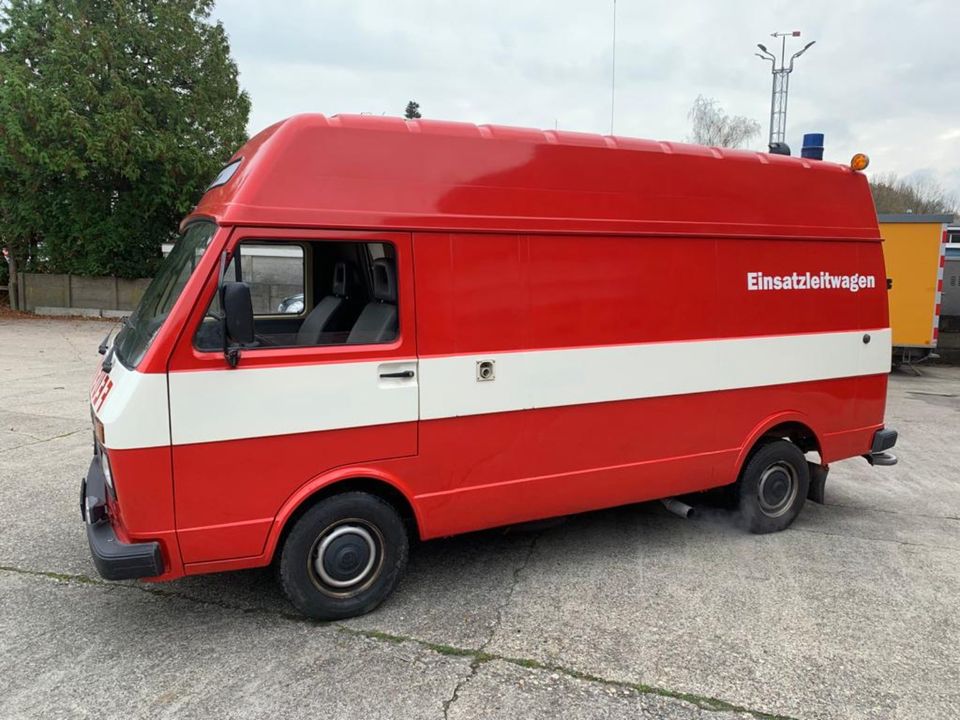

82,114,897,619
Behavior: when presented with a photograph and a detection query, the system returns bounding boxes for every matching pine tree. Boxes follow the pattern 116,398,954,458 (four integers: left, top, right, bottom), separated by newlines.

0,0,251,286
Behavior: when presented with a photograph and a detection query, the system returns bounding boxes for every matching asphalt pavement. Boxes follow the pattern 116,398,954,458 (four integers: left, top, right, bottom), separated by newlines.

1,316,958,719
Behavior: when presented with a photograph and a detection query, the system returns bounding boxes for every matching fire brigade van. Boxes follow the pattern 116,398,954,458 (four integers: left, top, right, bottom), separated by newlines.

82,114,897,619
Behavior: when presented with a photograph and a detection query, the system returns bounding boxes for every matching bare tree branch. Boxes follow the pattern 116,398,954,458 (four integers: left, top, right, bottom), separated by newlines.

870,172,958,215
687,95,761,149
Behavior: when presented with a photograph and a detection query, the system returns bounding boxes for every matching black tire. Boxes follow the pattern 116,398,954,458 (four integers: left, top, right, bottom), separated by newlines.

279,492,408,620
736,439,809,534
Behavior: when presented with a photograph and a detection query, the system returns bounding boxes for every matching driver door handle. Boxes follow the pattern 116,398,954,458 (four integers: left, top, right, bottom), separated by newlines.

379,370,415,379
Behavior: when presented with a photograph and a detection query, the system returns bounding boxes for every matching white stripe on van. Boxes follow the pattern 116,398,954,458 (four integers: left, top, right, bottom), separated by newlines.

99,328,891,450
95,358,170,451
419,328,891,420
167,359,419,447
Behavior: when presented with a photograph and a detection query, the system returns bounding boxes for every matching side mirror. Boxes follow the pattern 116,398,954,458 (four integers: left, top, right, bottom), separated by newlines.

221,281,255,366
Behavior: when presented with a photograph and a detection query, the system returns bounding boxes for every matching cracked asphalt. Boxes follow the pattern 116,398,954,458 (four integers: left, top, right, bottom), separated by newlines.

2,316,959,719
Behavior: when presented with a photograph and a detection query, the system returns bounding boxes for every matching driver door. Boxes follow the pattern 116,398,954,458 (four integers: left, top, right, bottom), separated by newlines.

166,228,418,565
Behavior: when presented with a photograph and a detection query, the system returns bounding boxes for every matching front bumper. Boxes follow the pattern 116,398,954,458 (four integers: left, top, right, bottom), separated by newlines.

81,457,164,580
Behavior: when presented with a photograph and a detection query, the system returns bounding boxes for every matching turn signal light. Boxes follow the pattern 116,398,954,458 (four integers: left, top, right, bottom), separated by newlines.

850,153,870,171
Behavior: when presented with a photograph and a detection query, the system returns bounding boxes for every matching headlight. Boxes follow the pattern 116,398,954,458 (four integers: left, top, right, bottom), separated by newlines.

93,415,105,446
99,446,115,497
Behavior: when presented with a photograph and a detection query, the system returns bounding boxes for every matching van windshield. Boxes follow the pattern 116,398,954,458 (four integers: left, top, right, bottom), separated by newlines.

114,221,217,369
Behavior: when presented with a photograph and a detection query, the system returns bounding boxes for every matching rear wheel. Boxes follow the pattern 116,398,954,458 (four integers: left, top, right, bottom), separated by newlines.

736,439,809,534
279,492,408,620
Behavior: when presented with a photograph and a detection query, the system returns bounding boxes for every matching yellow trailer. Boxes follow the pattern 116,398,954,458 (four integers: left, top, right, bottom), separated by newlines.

878,213,951,364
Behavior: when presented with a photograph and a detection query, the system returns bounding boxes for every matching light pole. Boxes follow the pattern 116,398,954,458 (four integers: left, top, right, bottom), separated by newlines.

755,31,815,152
610,0,617,135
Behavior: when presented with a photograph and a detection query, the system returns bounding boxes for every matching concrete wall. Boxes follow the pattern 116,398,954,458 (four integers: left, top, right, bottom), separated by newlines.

22,273,71,310
243,254,302,314
18,273,151,314
219,245,304,314
18,258,300,316
117,278,153,309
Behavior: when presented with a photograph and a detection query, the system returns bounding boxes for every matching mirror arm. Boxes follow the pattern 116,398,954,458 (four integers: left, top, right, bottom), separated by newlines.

217,250,240,368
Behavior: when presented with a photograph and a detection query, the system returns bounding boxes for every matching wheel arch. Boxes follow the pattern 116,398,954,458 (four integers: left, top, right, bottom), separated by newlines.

266,467,422,564
733,412,823,479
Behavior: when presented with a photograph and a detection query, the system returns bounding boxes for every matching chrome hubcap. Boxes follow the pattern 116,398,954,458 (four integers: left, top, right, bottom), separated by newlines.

757,462,798,518
312,524,379,590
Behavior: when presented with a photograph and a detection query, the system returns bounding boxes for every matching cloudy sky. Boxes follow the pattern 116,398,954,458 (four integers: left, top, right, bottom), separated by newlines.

211,0,960,201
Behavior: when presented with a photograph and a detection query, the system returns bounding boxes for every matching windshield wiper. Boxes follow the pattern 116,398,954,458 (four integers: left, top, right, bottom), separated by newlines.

101,345,116,373
98,328,113,355
98,316,130,355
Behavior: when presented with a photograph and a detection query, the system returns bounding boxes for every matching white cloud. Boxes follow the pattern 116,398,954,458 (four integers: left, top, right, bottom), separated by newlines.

212,0,960,201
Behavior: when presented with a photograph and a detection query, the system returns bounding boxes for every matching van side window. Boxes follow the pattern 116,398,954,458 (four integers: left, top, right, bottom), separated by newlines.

194,240,398,351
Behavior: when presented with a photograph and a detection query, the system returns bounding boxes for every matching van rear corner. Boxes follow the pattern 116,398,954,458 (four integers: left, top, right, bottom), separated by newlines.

863,428,898,467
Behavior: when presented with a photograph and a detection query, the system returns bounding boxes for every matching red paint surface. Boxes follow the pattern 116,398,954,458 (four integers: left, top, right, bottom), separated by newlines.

107,446,183,579
173,422,418,563
186,114,878,240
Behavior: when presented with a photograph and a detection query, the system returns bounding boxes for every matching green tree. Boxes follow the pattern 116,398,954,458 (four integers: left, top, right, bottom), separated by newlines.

0,0,250,302
404,100,421,120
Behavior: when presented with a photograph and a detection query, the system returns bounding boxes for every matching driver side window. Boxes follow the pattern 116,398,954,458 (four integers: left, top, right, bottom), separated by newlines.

194,239,397,351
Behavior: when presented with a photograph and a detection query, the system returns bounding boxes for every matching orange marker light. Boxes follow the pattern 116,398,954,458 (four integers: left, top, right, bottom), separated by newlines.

850,153,870,171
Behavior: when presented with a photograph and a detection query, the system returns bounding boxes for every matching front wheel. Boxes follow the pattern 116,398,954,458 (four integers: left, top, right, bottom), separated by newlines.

736,439,810,534
279,492,409,620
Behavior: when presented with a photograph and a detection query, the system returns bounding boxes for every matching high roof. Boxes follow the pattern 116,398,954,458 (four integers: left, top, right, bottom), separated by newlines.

188,114,879,240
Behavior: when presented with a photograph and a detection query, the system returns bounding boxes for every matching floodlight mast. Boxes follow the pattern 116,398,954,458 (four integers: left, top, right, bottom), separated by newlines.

755,31,816,151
